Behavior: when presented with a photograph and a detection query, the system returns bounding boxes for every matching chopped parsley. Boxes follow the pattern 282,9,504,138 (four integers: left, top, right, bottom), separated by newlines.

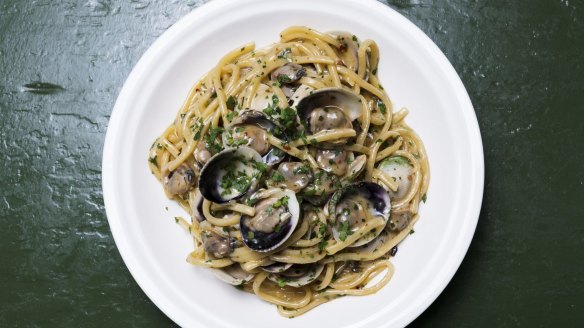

204,126,224,154
270,171,285,183
220,163,253,196
262,95,300,138
226,110,237,121
293,165,311,175
148,156,158,167
376,99,387,115
271,148,284,157
272,196,289,208
192,118,204,140
318,222,327,237
421,193,427,203
352,35,358,42
277,277,287,288
318,240,328,252
246,197,259,206
251,160,268,173
226,95,237,110
247,231,255,239
338,221,352,242
275,74,292,87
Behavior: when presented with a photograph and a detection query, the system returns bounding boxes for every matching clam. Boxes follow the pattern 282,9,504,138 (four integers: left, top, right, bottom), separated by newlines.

198,146,264,204
301,169,340,206
346,154,367,181
261,262,293,273
290,84,314,108
330,31,360,72
240,188,300,252
266,161,313,192
224,110,286,166
270,63,306,84
163,163,197,196
214,264,255,286
315,149,349,176
388,208,411,232
280,84,297,101
193,140,213,166
326,182,391,247
314,150,366,179
189,188,205,222
352,228,390,255
249,83,275,111
296,88,362,146
377,156,414,202
267,263,325,287
202,231,235,259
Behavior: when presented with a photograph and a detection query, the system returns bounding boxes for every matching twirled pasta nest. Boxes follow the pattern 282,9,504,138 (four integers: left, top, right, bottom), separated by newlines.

148,26,429,317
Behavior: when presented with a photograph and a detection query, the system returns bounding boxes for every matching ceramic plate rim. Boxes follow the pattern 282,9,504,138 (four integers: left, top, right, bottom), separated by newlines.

102,0,484,327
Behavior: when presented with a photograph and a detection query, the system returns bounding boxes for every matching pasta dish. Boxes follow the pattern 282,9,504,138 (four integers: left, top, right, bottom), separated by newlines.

147,26,429,317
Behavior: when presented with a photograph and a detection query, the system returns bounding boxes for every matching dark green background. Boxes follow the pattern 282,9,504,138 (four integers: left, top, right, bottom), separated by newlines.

1,0,582,326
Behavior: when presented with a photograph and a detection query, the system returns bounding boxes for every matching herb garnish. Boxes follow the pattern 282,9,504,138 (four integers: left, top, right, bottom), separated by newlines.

376,99,387,115
318,240,328,252
275,74,292,87
226,95,237,110
262,95,301,139
192,118,204,140
338,221,352,242
148,156,158,167
293,165,311,175
270,171,285,183
277,277,287,288
220,161,253,196
272,196,289,208
204,126,224,153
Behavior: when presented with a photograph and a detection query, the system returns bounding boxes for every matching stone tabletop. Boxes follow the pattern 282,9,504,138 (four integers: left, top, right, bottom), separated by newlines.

0,0,582,326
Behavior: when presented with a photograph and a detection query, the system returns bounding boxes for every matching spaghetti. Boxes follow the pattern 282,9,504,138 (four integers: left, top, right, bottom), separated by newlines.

148,26,429,317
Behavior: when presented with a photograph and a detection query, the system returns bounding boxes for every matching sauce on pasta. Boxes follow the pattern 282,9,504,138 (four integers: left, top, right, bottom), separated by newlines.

147,26,429,317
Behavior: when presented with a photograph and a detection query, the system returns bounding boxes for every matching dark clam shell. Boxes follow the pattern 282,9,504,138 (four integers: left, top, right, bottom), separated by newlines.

198,146,263,204
240,189,299,252
327,181,391,247
296,87,363,130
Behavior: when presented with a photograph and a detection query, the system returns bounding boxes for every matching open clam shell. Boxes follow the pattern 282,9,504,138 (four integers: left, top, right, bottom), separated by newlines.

326,181,391,247
213,264,255,286
267,263,325,287
240,188,300,252
261,262,293,273
198,146,264,204
296,87,362,126
377,156,414,202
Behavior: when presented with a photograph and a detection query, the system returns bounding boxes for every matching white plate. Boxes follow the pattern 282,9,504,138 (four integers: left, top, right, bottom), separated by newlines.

102,0,484,327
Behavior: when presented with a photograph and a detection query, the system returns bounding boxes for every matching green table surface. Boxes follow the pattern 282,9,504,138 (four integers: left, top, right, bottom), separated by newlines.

1,0,583,327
